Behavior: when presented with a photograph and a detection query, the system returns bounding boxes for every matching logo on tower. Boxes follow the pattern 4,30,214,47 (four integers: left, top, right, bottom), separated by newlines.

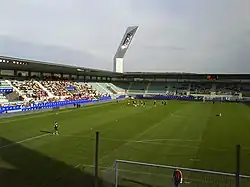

121,33,133,49
113,26,139,73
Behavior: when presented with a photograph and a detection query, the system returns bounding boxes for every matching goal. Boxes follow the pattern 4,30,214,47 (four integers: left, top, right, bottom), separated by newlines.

102,159,250,187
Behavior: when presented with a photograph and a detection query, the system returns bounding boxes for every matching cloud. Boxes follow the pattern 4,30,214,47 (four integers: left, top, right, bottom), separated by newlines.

143,44,186,51
0,36,110,70
0,0,249,73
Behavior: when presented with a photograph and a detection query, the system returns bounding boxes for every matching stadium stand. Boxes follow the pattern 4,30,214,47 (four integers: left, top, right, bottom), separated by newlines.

89,82,113,95
75,82,108,99
215,83,240,95
0,56,249,114
238,84,250,97
11,80,48,100
147,82,167,94
0,80,11,104
0,80,12,89
10,80,242,100
168,83,190,95
103,83,117,94
107,83,125,93
112,81,247,98
88,82,125,99
190,83,212,94
113,82,129,91
0,93,8,104
40,80,72,97
127,82,148,94
87,82,112,97
0,79,112,105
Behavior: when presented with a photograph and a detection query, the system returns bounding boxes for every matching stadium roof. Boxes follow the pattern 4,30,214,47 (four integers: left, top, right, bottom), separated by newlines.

0,56,122,77
1,56,250,79
123,72,250,79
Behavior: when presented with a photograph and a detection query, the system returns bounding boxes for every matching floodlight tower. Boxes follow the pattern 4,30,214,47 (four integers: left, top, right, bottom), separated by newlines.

113,26,139,73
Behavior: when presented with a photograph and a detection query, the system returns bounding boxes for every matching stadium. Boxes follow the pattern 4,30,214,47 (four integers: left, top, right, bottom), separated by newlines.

1,25,250,187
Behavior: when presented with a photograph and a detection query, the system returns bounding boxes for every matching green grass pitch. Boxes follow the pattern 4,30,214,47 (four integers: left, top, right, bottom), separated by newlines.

0,100,250,187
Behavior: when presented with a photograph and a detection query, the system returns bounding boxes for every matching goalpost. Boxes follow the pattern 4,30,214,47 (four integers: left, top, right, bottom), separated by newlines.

102,159,250,187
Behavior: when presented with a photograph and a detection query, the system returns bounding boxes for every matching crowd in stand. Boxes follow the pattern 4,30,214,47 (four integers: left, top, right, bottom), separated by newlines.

190,84,212,94
172,84,189,95
2,78,250,108
40,80,107,100
9,78,108,104
11,80,48,100
237,84,250,92
41,80,72,96
68,83,106,100
216,84,240,95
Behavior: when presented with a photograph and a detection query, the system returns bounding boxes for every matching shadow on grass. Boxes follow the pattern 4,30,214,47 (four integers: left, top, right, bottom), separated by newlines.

40,130,53,134
243,102,250,108
0,137,127,187
122,178,154,187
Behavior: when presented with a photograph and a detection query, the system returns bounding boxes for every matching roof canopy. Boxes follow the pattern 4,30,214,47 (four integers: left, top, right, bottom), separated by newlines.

0,56,121,77
0,56,250,79
123,72,250,79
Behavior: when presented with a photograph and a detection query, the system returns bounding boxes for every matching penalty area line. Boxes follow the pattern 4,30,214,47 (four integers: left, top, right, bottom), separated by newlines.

59,134,227,152
59,135,200,143
189,158,201,162
136,138,201,143
74,164,82,168
0,133,50,149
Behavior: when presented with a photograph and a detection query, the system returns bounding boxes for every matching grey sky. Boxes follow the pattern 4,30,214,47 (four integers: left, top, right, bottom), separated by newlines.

0,0,250,73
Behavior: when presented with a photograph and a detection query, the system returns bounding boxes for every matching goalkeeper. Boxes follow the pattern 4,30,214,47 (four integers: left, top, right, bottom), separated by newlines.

173,169,183,187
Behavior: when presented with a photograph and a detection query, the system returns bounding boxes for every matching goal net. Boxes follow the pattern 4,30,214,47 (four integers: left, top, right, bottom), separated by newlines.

102,159,250,187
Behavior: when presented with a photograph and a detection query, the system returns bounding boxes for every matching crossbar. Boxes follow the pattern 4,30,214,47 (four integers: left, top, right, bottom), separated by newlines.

115,159,250,179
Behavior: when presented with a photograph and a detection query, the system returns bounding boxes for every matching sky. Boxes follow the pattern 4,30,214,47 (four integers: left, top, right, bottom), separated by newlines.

0,0,250,73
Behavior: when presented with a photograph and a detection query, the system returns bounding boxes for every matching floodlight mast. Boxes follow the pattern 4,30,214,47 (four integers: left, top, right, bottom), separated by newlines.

113,26,139,73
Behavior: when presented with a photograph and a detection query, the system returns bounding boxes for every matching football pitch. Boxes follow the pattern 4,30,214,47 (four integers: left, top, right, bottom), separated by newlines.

0,100,250,187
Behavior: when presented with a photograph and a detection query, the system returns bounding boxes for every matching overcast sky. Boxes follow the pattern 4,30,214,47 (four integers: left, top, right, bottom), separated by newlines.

0,0,250,73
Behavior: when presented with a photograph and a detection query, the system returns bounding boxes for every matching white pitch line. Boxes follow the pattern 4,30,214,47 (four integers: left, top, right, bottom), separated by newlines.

57,135,227,152
73,164,242,185
136,138,200,143
189,158,201,162
59,135,199,143
170,113,189,119
0,101,114,124
74,163,82,168
0,133,50,149
98,106,193,162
